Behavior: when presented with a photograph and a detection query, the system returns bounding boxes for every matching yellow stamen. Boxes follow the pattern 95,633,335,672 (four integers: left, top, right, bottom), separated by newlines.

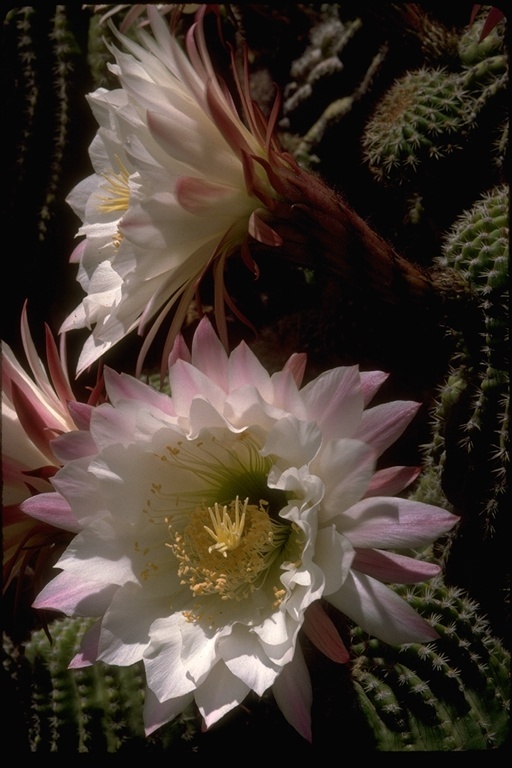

96,155,131,214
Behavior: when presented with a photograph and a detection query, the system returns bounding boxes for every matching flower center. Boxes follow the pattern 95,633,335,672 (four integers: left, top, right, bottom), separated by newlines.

96,155,131,214
167,496,288,602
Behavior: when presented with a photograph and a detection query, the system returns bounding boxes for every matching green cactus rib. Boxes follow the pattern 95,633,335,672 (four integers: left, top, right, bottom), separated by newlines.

4,617,197,753
350,578,510,751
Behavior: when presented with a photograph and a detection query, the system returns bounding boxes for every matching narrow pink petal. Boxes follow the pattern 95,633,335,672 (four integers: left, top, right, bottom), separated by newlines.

33,570,118,615
302,601,349,663
169,358,226,416
10,382,58,462
353,400,421,456
20,492,82,533
353,549,440,584
228,341,272,395
44,324,75,407
69,239,86,264
283,352,307,388
364,466,421,497
175,176,234,215
168,332,191,367
301,366,364,442
51,430,97,463
327,570,438,644
104,368,176,416
248,210,283,246
67,401,94,431
190,316,229,391
339,497,458,549
272,645,312,742
360,370,388,406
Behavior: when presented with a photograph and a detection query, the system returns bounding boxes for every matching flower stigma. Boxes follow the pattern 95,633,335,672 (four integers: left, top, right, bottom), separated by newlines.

204,496,248,556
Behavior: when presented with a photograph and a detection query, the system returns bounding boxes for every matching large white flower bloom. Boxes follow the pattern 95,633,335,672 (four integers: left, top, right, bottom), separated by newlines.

28,319,457,739
63,6,289,375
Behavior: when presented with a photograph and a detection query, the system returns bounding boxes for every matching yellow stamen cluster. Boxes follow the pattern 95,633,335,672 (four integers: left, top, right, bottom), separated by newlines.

167,497,278,602
96,155,131,214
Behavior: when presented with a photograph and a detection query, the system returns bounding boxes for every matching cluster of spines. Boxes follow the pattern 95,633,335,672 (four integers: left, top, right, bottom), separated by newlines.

350,578,510,750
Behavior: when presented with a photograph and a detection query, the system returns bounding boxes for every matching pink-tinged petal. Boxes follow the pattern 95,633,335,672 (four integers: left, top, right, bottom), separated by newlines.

33,570,118,615
69,239,86,264
327,570,438,644
190,316,229,391
175,176,235,215
195,660,251,729
364,465,421,497
51,430,97,463
169,358,227,416
43,323,75,408
353,549,440,584
302,601,349,663
313,439,376,520
104,368,176,416
270,367,308,419
248,209,283,246
20,492,82,533
300,366,364,442
353,400,420,456
228,341,272,395
10,382,58,463
67,401,94,431
360,370,389,406
282,352,307,388
143,688,194,736
168,332,191,367
272,645,312,742
338,497,458,549
69,620,102,668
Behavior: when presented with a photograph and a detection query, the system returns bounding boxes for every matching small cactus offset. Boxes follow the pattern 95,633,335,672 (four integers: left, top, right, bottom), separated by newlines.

361,9,507,191
362,66,475,184
3,618,198,753
350,577,510,751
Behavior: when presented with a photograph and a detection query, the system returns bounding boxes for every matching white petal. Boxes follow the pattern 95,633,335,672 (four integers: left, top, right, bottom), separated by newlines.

312,438,376,521
220,627,280,696
326,570,438,644
195,660,251,729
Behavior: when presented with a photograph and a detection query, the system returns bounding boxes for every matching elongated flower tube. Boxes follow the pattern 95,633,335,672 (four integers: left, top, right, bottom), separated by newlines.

29,318,458,740
63,5,293,376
